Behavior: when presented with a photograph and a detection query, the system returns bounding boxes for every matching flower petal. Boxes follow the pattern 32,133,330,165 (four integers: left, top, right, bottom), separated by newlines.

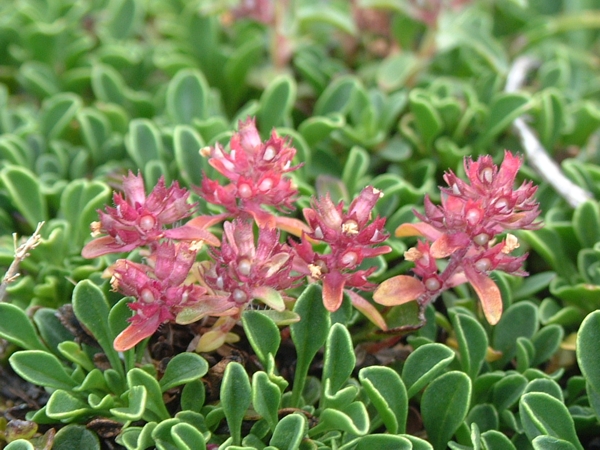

274,216,311,237
166,223,221,247
81,236,137,258
430,232,469,258
395,222,442,240
322,271,346,312
373,275,425,306
464,264,503,325
346,290,387,330
113,314,162,351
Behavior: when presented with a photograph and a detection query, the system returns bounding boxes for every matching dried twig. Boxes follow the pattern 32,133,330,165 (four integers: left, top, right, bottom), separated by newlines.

505,55,593,208
0,222,45,302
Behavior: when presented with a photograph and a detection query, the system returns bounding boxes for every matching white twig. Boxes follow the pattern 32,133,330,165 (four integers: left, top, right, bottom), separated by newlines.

505,56,593,208
0,222,45,302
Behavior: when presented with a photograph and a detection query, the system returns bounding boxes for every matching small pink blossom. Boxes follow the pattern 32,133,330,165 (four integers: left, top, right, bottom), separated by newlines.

203,219,299,310
111,242,211,351
82,172,219,258
293,186,392,312
375,151,541,326
198,118,304,231
176,219,299,351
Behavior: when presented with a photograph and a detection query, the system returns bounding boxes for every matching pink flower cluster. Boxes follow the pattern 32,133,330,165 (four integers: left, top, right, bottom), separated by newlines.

374,151,541,325
83,118,391,350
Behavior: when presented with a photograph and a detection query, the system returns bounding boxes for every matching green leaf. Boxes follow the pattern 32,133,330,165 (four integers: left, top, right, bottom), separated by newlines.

0,165,48,229
531,325,564,367
118,422,157,450
0,303,47,351
166,69,209,124
478,92,532,147
466,404,498,433
269,413,307,450
314,76,360,116
9,350,77,390
520,392,583,450
290,284,331,407
221,362,252,446
242,310,281,369
52,424,100,450
252,371,281,432
515,337,535,373
359,366,408,434
344,434,413,450
298,114,345,148
318,402,370,435
4,440,35,450
159,353,209,392
108,297,135,371
125,118,163,170
91,63,127,105
525,379,563,402
322,323,355,398
18,61,60,99
341,146,370,195
33,308,74,355
401,343,455,398
480,430,516,450
409,89,443,149
573,200,600,248
77,108,112,164
181,379,205,413
74,369,107,395
46,390,91,420
171,422,206,450
127,368,170,422
297,4,357,35
450,311,488,380
492,373,527,411
72,281,122,377
105,0,143,40
60,179,111,248
536,89,565,149
532,436,578,450
173,125,206,187
377,52,419,92
576,310,600,393
492,301,539,368
150,418,181,450
41,93,82,140
421,371,472,450
257,74,297,135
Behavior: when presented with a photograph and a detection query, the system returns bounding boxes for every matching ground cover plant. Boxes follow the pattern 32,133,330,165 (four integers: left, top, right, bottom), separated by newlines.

2,0,600,449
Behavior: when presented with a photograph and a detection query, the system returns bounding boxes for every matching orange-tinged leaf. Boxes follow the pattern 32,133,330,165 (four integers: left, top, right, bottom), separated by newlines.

113,315,162,351
373,275,425,306
346,290,387,330
322,271,345,312
395,222,441,240
430,234,455,258
274,216,311,237
464,265,503,325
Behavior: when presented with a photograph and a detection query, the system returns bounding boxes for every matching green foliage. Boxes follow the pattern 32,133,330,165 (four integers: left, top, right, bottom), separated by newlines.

2,0,600,448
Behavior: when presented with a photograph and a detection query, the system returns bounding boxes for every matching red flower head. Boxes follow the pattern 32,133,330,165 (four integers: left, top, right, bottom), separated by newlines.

293,186,392,312
376,151,541,326
111,242,210,351
204,218,298,311
198,118,303,229
82,172,219,258
175,218,299,352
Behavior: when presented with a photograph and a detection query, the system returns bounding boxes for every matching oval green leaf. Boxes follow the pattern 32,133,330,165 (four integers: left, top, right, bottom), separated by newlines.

421,371,472,450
